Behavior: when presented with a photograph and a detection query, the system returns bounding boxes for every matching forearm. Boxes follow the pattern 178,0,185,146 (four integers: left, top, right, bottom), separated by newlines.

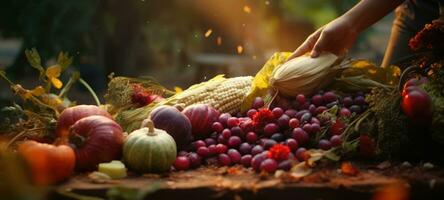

342,0,405,33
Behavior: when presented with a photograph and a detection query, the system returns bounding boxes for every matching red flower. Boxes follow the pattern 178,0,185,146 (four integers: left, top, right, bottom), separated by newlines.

268,144,291,161
131,84,152,107
252,108,274,128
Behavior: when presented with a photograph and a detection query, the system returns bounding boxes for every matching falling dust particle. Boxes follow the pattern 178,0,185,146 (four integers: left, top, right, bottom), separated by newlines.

217,37,222,45
204,29,213,38
243,5,251,13
237,45,243,54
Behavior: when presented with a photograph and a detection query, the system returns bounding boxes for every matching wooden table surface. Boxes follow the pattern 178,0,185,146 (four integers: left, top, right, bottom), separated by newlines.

54,162,444,200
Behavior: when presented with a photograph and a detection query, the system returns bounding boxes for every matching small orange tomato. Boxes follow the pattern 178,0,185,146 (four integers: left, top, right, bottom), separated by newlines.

18,140,75,185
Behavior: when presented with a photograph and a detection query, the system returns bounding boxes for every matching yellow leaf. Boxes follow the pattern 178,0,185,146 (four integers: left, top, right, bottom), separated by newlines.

41,94,63,108
240,52,292,113
50,77,63,89
174,86,183,93
46,65,62,79
31,86,45,96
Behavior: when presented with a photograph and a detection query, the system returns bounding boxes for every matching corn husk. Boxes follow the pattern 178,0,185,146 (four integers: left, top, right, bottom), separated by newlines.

269,53,341,97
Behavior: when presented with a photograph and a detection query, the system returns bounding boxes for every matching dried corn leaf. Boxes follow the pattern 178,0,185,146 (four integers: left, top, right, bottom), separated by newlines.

241,52,292,113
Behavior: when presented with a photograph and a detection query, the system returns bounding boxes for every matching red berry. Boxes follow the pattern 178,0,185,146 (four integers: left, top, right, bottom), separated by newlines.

330,135,342,147
227,117,240,128
246,132,258,144
292,128,309,144
215,144,228,154
251,152,267,171
272,107,284,118
318,139,332,150
247,109,258,118
228,136,242,148
295,148,307,161
241,155,252,167
289,118,300,128
212,122,224,133
218,153,232,166
311,94,324,106
296,94,306,105
264,123,279,136
260,158,278,173
286,138,298,151
174,156,190,170
227,149,241,164
340,108,352,117
187,152,202,168
197,146,210,158
330,119,345,135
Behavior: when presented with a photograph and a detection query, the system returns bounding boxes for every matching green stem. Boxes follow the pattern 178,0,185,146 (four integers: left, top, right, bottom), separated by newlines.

79,78,101,106
59,72,80,98
0,71,14,85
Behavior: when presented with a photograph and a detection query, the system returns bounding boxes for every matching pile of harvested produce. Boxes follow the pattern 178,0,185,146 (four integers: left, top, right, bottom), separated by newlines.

0,16,443,195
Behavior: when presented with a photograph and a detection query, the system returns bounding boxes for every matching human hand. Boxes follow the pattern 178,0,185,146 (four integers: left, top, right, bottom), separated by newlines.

289,16,359,59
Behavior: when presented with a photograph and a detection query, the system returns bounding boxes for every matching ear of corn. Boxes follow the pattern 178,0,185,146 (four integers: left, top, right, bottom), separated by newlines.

115,75,253,132
269,53,341,96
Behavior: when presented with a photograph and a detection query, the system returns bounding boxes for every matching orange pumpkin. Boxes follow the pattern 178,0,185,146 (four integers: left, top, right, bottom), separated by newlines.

18,140,75,185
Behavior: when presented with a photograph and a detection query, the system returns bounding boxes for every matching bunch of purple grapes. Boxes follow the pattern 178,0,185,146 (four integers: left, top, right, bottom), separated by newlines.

173,91,367,173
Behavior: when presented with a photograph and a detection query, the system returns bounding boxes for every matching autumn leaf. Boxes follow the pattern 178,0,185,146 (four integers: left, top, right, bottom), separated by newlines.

46,65,63,89
57,52,73,71
25,48,45,79
341,162,359,176
31,86,45,97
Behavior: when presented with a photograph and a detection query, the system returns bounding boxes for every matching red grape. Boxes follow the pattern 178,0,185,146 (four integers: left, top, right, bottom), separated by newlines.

230,126,243,137
302,123,313,134
208,144,217,155
310,117,320,125
292,128,309,145
339,108,352,117
174,156,190,170
264,123,279,136
188,152,202,168
251,152,267,171
251,145,264,155
228,136,242,148
205,138,216,146
285,138,298,151
272,107,284,119
260,158,278,173
295,147,307,161
212,122,224,133
311,94,324,106
330,135,342,147
227,117,240,128
247,109,258,118
318,139,332,150
227,149,241,164
311,123,321,133
246,132,258,144
197,146,210,158
263,139,277,150
285,109,298,118
296,94,306,105
330,119,345,135
193,140,206,150
289,118,300,128
277,114,290,128
217,134,227,144
315,106,328,115
215,144,228,154
218,153,231,166
239,143,252,155
309,104,316,115
342,97,353,108
219,113,231,126
241,155,252,167
278,159,293,171
252,97,265,109
295,110,309,120
323,91,338,104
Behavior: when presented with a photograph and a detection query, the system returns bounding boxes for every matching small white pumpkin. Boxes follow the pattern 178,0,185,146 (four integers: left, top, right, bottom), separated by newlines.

123,120,177,173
